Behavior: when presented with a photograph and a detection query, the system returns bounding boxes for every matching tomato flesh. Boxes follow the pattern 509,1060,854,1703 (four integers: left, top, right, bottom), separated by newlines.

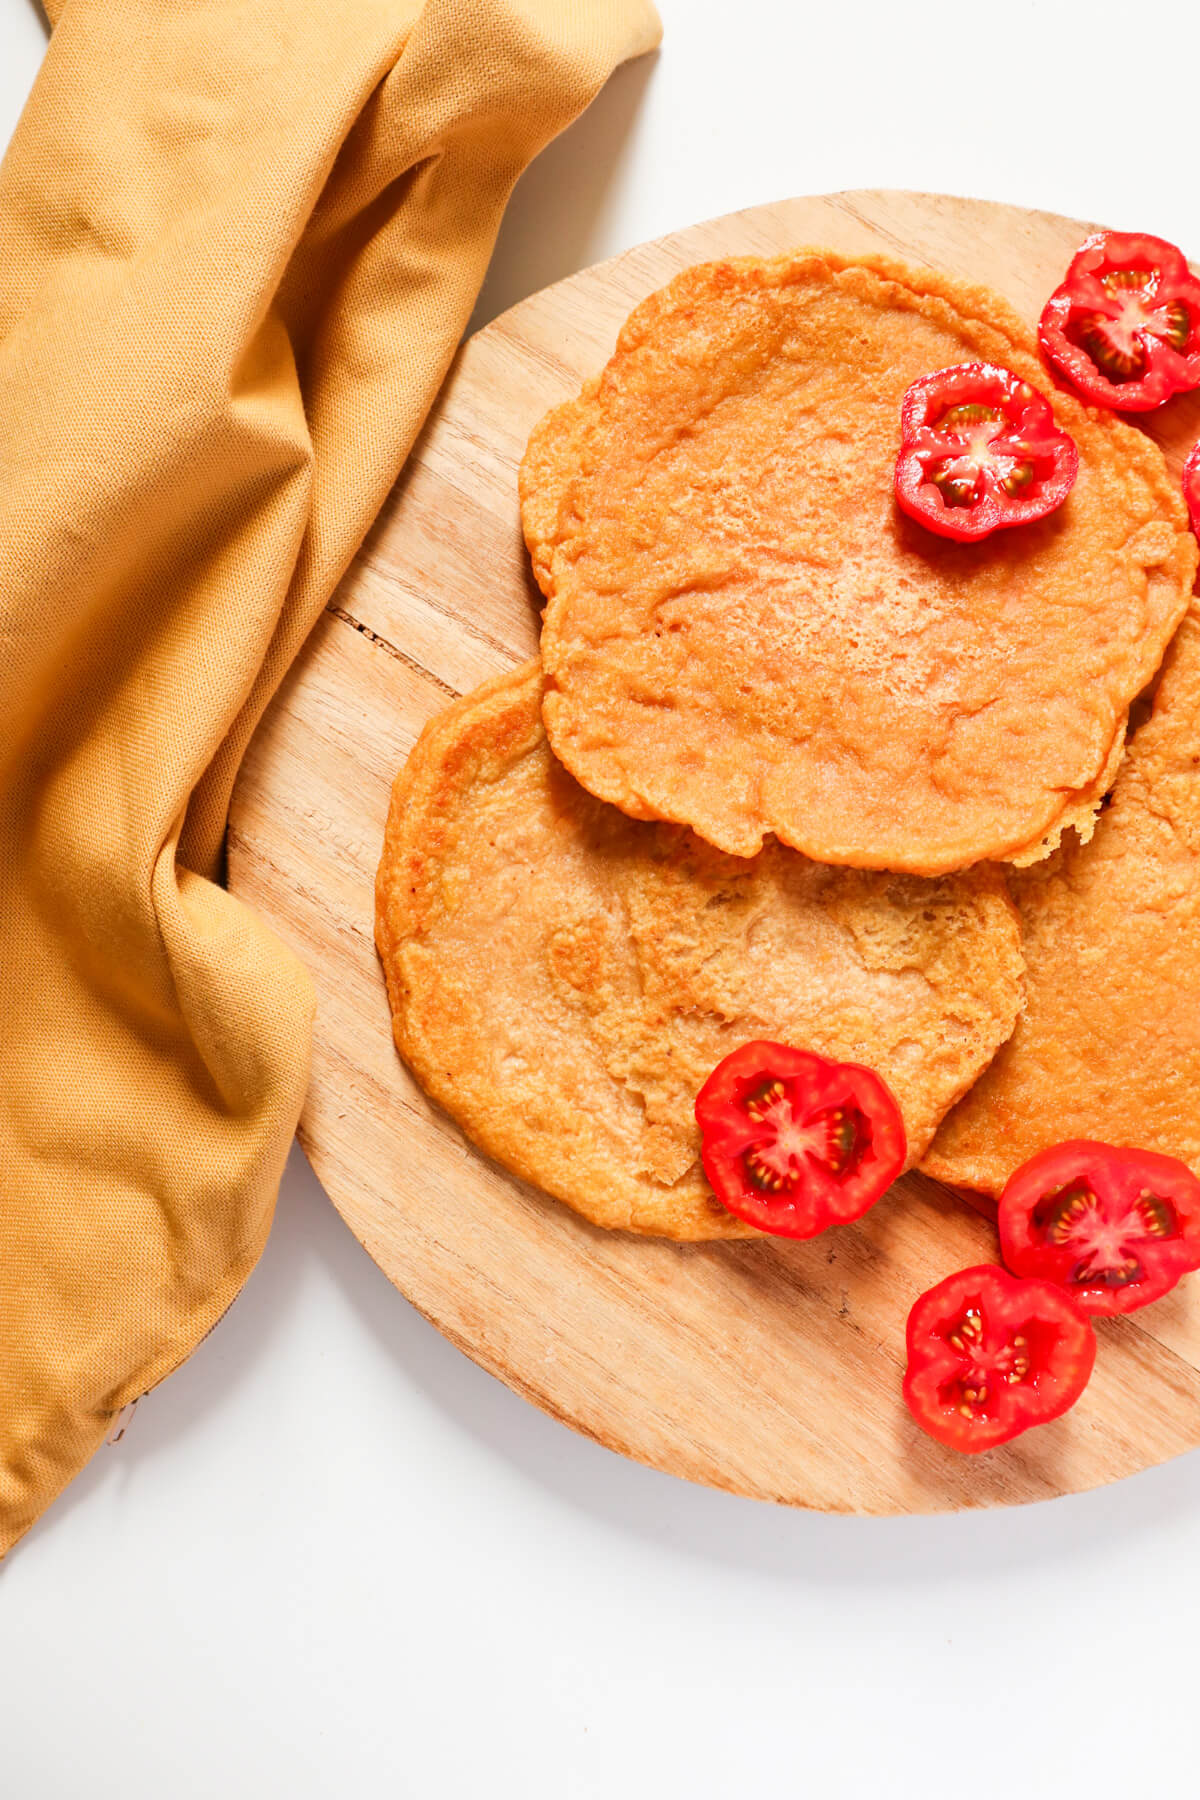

904,1265,1096,1453
999,1141,1200,1315
694,1041,906,1238
894,362,1078,542
1039,231,1200,411
1184,442,1200,537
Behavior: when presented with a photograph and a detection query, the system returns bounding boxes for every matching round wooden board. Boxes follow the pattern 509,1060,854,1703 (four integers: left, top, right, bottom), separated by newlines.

228,190,1200,1513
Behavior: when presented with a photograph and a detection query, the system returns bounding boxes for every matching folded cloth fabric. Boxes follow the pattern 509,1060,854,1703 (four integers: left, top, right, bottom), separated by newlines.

0,0,661,1555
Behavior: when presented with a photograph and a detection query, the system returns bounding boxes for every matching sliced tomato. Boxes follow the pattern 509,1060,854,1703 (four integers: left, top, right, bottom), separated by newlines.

1184,441,1200,536
904,1265,1096,1453
694,1041,906,1238
894,362,1078,542
998,1141,1200,1315
1039,230,1200,411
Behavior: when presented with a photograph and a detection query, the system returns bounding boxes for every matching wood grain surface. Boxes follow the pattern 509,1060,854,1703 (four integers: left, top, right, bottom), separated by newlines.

227,191,1200,1513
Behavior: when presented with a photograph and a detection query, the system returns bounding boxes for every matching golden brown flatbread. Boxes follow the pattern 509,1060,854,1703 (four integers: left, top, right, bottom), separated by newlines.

376,660,1025,1239
523,251,1196,876
923,602,1200,1195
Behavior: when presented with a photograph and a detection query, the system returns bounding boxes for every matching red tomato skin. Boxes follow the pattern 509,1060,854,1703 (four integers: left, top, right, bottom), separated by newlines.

894,362,1078,543
694,1040,906,1240
903,1265,1096,1454
1038,231,1200,411
998,1140,1200,1316
1184,442,1200,537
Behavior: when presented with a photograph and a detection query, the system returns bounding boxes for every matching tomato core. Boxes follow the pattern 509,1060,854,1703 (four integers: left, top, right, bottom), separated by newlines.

926,402,1035,507
1034,1180,1176,1292
1073,269,1191,383
739,1080,868,1192
938,1303,1034,1422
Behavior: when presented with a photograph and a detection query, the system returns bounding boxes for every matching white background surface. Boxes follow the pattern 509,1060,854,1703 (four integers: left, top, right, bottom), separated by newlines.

3,3,1199,1795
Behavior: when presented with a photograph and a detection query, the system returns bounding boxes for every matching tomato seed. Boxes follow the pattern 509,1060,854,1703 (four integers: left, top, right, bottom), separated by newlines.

744,1078,786,1122
1136,1190,1177,1239
1000,461,1036,498
936,401,1000,432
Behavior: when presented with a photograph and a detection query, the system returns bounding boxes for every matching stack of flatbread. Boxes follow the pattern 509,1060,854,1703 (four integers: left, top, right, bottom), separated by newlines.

375,251,1200,1238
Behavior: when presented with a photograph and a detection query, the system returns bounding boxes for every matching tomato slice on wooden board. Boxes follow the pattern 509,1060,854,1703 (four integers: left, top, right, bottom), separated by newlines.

694,1041,906,1238
893,362,1078,542
1184,441,1200,536
998,1141,1200,1315
903,1265,1096,1453
1038,231,1200,411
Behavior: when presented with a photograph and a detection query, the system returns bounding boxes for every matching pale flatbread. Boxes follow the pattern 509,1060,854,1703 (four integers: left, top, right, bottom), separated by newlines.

923,602,1200,1195
376,661,1025,1239
523,252,1196,875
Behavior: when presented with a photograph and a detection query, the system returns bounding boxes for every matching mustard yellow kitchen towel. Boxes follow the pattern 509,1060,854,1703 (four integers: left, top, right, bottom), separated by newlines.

0,0,661,1555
